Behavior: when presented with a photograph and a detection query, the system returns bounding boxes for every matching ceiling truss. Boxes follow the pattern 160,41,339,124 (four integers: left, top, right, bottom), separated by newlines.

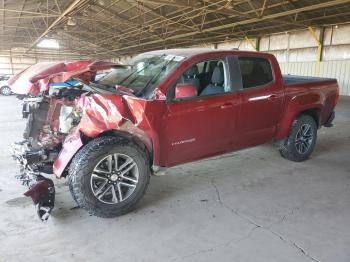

0,0,350,58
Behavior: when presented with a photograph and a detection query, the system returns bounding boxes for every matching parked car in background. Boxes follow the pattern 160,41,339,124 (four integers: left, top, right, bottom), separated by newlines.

0,75,12,95
8,51,339,221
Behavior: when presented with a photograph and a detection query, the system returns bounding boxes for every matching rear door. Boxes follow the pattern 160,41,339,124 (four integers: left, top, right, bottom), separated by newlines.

159,56,241,166
236,56,284,147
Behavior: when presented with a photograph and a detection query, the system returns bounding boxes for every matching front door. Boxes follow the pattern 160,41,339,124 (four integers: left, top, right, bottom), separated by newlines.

159,57,241,166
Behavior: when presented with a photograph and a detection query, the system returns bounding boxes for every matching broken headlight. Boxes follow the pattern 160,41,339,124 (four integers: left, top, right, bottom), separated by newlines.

58,106,82,134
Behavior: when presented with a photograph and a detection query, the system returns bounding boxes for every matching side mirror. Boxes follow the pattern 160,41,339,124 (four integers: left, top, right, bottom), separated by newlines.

175,83,197,99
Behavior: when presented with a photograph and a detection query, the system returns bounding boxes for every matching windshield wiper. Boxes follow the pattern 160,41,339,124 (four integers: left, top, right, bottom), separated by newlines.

119,54,167,86
136,56,175,96
87,82,116,94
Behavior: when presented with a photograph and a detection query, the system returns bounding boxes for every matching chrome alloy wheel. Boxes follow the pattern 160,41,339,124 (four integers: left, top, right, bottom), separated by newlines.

90,153,139,204
295,123,314,154
1,86,11,96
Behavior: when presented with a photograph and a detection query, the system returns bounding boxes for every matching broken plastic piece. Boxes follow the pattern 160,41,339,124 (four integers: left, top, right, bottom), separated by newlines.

24,176,55,221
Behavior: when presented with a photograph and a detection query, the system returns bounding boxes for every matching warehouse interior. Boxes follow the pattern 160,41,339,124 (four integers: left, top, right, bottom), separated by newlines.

0,0,349,261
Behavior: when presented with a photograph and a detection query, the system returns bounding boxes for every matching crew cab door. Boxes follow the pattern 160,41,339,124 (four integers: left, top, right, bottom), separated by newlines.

159,57,241,166
236,56,283,147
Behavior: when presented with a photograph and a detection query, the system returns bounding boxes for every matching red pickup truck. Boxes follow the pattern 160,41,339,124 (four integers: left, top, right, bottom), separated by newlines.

9,49,339,220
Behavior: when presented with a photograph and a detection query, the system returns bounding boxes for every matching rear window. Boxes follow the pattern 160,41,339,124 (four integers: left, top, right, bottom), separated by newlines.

239,57,273,89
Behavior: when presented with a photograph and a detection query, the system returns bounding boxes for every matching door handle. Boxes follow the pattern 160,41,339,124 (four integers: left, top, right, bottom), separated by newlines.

220,102,234,109
268,94,278,99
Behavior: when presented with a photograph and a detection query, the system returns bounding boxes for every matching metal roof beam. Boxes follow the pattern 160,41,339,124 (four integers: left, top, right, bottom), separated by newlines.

0,8,58,16
94,0,350,55
25,0,87,53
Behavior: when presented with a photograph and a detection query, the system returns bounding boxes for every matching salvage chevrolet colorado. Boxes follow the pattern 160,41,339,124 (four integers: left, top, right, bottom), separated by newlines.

9,49,339,220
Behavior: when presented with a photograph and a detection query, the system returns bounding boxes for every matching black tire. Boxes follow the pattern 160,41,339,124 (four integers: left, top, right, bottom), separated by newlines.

69,181,79,206
279,114,317,162
68,136,150,218
0,86,11,96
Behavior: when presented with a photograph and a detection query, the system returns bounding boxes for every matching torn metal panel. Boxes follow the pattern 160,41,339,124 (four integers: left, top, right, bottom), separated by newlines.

8,60,123,95
52,94,154,177
52,127,83,176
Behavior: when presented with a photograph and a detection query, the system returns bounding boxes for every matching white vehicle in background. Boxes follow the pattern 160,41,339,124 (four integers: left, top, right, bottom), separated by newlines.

0,75,12,96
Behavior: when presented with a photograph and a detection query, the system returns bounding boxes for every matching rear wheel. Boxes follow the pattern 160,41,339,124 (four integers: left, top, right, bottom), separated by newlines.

0,86,11,96
68,136,150,218
279,114,317,162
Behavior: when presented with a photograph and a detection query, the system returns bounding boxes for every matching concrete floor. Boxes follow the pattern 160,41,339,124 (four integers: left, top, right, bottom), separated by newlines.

0,96,349,262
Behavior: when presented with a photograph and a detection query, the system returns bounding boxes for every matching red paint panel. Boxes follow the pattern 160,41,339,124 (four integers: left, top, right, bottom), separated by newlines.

159,93,241,166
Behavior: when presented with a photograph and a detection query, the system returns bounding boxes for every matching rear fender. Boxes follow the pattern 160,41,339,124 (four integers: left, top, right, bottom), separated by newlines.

276,94,322,140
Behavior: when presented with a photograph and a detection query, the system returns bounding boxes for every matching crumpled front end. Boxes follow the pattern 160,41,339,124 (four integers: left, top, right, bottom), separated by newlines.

8,60,126,220
10,93,83,220
53,93,153,177
10,87,153,221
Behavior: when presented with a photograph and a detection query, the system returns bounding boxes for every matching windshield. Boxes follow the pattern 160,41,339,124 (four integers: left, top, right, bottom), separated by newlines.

96,53,183,97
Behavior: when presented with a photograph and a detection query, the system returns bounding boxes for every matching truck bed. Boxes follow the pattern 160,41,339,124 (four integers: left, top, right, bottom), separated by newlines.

283,74,335,86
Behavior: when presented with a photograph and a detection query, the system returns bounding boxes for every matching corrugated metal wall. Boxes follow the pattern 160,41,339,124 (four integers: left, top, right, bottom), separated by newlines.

216,23,350,96
279,60,350,96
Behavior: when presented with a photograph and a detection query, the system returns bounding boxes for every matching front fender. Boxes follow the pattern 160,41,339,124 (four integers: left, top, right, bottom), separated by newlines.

53,94,155,177
53,127,83,177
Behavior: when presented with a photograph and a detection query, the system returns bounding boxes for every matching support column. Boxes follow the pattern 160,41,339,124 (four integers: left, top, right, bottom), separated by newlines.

9,49,14,75
308,26,324,76
245,36,257,51
256,37,260,51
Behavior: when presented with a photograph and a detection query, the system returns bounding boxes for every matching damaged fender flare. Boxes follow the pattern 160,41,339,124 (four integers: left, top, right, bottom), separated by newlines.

53,128,153,177
53,127,84,177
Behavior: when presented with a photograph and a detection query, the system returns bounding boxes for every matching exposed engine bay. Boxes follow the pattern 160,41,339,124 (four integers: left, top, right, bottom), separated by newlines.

11,85,87,220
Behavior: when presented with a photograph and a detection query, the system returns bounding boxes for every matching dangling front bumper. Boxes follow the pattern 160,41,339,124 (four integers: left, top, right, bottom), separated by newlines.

24,175,55,221
10,141,56,221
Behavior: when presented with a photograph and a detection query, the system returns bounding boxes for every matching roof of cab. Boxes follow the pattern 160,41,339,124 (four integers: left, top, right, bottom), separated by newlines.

143,48,265,59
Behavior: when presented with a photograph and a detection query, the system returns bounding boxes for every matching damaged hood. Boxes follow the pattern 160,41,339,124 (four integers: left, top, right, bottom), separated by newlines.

76,93,149,137
8,60,124,95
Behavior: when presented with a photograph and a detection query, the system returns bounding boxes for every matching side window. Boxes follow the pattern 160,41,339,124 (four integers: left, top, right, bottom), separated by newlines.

167,58,230,100
238,57,273,89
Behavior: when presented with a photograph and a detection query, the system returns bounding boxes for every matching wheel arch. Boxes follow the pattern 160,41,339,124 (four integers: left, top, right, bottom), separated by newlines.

276,105,322,140
97,129,153,165
54,126,154,178
296,108,320,127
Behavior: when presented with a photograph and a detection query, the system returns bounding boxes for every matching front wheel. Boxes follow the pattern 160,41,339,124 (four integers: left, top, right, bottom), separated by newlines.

68,136,150,218
279,114,317,162
0,86,11,96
